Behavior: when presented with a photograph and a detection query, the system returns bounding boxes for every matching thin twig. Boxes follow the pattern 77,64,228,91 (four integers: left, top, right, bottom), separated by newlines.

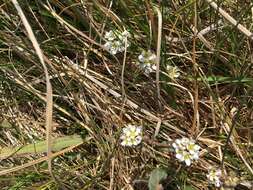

191,0,199,135
121,31,128,97
109,157,115,190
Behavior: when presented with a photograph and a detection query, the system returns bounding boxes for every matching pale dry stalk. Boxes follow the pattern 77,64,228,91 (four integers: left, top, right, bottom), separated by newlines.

11,0,54,178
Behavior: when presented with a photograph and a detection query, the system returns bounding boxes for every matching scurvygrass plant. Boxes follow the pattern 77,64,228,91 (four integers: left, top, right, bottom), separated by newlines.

120,125,142,146
137,50,157,74
172,137,201,166
206,168,222,187
104,30,131,55
0,0,252,189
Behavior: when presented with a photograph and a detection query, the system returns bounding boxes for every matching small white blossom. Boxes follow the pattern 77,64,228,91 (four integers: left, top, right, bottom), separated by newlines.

173,137,189,150
104,30,131,55
104,30,117,41
166,65,180,79
138,50,157,64
118,41,130,52
139,63,157,74
104,41,113,54
207,168,222,187
104,41,122,55
172,137,200,166
137,50,157,74
120,125,142,147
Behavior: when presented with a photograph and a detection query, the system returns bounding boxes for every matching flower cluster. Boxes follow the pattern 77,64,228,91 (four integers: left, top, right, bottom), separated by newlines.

137,50,157,74
206,168,222,187
104,30,131,55
166,65,180,79
120,125,142,147
172,137,200,166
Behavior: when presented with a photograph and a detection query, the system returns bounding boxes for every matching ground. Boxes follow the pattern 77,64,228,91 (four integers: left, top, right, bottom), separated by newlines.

0,0,252,190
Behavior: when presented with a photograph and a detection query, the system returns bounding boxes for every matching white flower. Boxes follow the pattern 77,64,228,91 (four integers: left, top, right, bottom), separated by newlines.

172,137,189,150
166,65,180,79
104,30,131,55
207,168,222,187
137,50,157,74
148,54,157,62
110,41,122,54
138,54,145,63
104,41,116,55
104,41,112,51
104,41,124,55
118,41,130,52
120,125,142,147
138,50,157,64
104,30,116,41
141,63,157,74
172,137,200,166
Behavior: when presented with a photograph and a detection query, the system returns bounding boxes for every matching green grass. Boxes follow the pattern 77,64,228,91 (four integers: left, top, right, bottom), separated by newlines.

0,0,252,189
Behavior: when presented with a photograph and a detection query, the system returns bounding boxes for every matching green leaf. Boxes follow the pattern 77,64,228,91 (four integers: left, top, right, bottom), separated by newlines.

184,185,196,190
0,119,12,128
0,135,83,158
148,168,167,190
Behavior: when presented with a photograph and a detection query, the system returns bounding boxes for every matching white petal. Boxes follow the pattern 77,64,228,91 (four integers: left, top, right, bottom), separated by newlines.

175,139,181,145
118,47,125,52
121,140,127,146
138,54,145,63
129,125,136,132
216,169,222,176
144,64,152,74
166,65,172,70
194,145,200,151
105,31,116,41
122,127,129,134
104,42,112,50
206,174,211,180
151,64,157,70
176,153,183,160
148,54,157,62
134,136,142,145
185,159,191,166
172,143,178,149
192,153,199,160
174,72,180,78
188,149,195,155
120,134,126,140
215,180,221,187
181,137,190,145
110,46,118,55
135,126,142,134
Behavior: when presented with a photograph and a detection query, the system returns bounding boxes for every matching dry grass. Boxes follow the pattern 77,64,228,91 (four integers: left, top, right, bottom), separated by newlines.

0,0,252,189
